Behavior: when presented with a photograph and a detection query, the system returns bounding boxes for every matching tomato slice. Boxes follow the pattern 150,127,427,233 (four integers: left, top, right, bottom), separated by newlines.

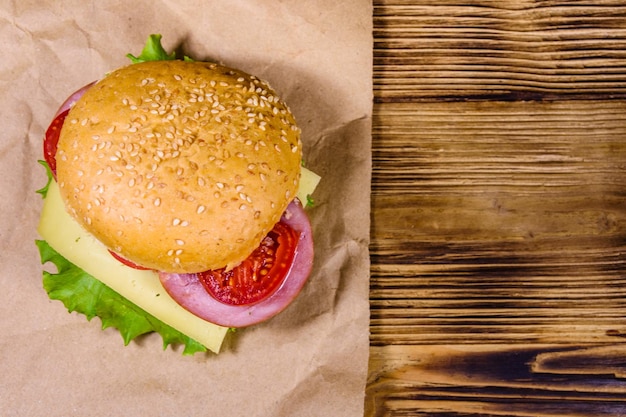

108,250,153,271
43,81,96,177
197,222,299,306
158,200,314,328
43,109,68,177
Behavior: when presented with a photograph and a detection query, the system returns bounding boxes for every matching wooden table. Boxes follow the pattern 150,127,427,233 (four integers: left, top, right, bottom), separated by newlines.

366,2,626,415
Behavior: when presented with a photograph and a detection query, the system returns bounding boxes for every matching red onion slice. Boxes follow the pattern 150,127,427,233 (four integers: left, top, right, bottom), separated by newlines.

54,81,97,117
158,200,314,328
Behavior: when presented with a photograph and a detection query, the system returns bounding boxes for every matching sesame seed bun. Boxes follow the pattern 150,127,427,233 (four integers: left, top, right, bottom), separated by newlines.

56,60,302,273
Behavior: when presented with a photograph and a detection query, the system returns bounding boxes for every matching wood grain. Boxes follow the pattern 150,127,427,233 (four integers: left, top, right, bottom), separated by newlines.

368,1,626,415
374,0,626,101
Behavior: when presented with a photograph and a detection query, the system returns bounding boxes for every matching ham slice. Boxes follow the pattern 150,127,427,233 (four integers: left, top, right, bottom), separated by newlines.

158,200,314,327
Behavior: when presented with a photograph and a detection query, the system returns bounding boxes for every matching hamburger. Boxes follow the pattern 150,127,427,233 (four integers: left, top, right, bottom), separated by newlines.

36,35,320,354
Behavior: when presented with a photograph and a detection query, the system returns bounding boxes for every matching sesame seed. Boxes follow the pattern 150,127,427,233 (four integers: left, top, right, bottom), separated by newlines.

154,197,161,206
175,239,185,246
239,204,247,210
197,205,206,214
172,218,181,226
167,249,174,256
175,249,183,255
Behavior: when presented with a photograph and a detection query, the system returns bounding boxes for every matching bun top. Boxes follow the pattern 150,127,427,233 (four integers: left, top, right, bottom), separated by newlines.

56,60,302,273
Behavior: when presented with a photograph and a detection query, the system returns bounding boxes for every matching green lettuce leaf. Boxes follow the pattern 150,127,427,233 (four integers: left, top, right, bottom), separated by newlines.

126,34,176,63
126,33,195,64
35,239,207,355
36,160,53,198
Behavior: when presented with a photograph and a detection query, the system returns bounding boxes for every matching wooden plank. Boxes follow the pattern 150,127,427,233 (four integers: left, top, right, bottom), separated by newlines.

374,0,626,101
367,344,626,416
369,0,626,415
371,100,626,346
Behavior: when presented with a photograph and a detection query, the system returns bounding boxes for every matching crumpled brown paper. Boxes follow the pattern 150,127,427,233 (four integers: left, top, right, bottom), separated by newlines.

0,1,372,416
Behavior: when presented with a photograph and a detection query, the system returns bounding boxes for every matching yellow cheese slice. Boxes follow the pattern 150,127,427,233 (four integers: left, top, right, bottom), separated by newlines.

297,167,321,205
38,181,228,353
37,166,319,354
